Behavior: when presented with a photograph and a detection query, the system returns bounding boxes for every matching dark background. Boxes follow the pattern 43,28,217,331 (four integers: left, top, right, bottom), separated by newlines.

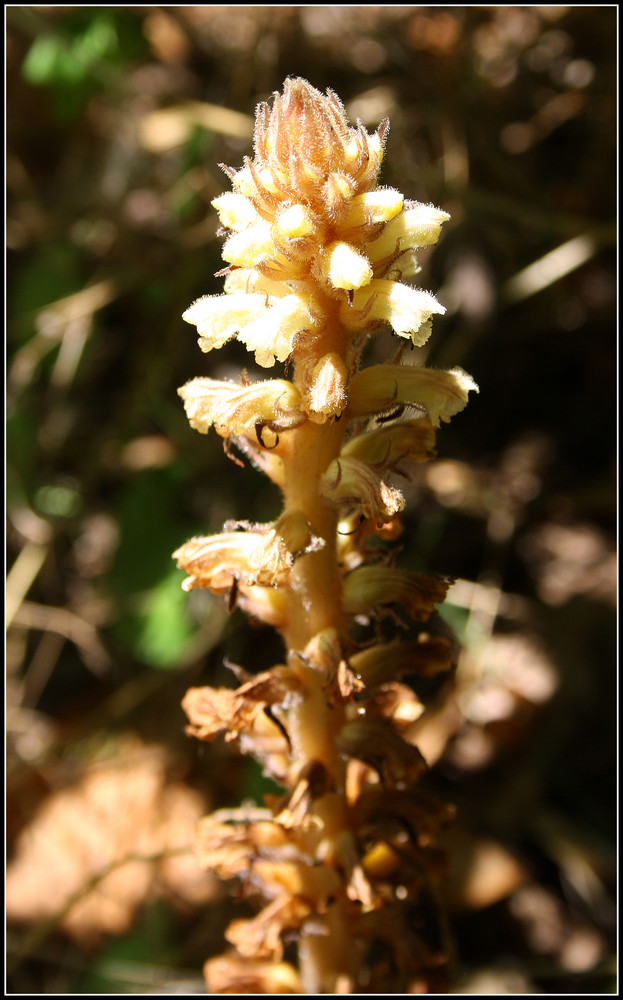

6,7,616,994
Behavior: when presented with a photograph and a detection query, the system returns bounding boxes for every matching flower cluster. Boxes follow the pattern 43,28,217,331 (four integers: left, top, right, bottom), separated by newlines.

176,78,477,993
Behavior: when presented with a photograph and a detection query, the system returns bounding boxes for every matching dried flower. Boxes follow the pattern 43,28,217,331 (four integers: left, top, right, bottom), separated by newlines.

175,78,477,993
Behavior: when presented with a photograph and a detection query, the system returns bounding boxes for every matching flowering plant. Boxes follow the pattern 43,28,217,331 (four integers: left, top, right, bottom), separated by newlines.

175,78,477,994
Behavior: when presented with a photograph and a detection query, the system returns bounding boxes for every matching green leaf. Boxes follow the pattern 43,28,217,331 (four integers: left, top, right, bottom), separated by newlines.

238,756,285,805
21,34,63,85
10,238,84,344
131,569,199,669
437,599,469,643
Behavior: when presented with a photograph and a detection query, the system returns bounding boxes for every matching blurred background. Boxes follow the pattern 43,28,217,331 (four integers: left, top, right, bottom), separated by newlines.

6,6,616,994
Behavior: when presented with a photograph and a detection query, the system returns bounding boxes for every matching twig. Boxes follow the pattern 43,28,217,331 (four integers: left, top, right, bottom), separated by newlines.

7,845,193,976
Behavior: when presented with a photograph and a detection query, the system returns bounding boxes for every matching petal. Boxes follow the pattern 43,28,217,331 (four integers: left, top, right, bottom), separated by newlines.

178,377,303,438
384,249,421,282
195,813,288,879
227,897,310,961
321,456,404,523
343,565,450,621
236,293,317,367
205,953,302,995
336,188,404,232
349,636,453,687
336,718,427,786
237,584,288,628
173,512,322,593
340,279,445,345
223,267,290,298
222,219,274,267
183,292,268,353
274,203,316,238
346,364,479,428
173,531,278,592
183,665,301,745
362,681,425,728
367,203,450,266
212,192,259,231
341,419,437,468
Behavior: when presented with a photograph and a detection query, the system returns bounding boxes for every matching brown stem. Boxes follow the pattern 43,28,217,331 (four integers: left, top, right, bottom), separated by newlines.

281,392,348,782
282,416,345,646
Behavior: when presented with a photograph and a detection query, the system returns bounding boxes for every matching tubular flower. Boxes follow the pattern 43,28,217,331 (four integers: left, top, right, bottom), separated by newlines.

320,456,405,524
178,377,304,441
173,510,323,594
174,78,478,993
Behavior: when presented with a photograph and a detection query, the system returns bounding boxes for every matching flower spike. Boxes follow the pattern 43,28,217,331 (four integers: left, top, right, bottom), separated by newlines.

174,78,476,993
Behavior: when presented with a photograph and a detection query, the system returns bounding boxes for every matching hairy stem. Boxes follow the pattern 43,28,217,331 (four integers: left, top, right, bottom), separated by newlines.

281,335,349,784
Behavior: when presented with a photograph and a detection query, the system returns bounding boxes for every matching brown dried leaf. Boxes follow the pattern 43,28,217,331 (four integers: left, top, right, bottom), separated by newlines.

226,895,311,960
183,665,301,744
6,736,214,946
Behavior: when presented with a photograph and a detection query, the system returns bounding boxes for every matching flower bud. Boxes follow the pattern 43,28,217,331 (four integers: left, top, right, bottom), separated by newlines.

212,192,259,231
275,203,317,239
304,352,349,421
336,188,405,233
320,241,373,291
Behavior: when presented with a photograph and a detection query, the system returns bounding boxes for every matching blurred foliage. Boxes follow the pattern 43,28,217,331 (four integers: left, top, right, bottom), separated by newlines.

21,8,149,120
6,6,616,995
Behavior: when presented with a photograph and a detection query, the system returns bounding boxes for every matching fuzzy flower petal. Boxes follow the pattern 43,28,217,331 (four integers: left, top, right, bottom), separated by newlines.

321,241,373,291
236,293,318,367
212,192,259,231
178,377,303,439
367,203,451,268
183,292,268,352
183,291,318,367
343,565,450,622
340,279,445,345
336,188,405,233
321,456,404,524
222,219,274,267
346,364,479,427
173,511,323,593
341,419,437,468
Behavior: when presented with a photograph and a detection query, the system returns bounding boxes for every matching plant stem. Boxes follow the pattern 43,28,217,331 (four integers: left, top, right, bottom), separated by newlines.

281,343,348,783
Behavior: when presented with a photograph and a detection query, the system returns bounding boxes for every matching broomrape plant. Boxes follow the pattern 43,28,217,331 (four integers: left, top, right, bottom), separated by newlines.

175,79,477,994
